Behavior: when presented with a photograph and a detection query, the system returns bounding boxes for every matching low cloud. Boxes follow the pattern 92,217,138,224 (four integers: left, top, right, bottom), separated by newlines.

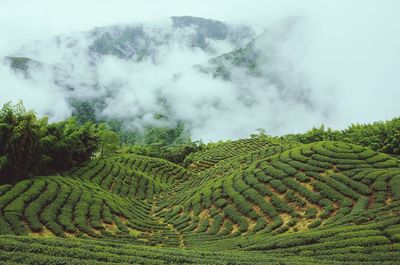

1,1,400,141
0,61,71,121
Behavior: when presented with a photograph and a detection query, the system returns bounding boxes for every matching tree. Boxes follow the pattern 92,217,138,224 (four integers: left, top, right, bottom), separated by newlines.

98,123,120,158
71,100,97,125
283,118,400,156
0,101,41,181
0,102,101,183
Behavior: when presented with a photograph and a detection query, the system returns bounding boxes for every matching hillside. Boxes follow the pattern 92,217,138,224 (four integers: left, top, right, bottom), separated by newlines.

1,136,400,264
201,16,303,78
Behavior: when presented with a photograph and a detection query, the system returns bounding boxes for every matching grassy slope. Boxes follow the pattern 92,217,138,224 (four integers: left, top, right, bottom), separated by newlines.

1,136,400,264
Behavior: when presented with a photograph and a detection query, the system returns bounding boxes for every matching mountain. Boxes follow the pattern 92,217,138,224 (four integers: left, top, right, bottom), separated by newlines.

3,17,318,135
88,16,253,60
204,16,303,78
4,16,255,87
198,16,313,106
2,16,257,129
1,135,400,264
13,16,254,64
3,56,40,72
2,56,43,77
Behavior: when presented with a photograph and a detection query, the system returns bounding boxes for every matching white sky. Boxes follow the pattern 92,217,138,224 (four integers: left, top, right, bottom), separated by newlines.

0,0,334,54
1,0,399,52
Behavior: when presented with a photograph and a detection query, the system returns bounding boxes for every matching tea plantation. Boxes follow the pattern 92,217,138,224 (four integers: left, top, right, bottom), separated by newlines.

1,137,400,264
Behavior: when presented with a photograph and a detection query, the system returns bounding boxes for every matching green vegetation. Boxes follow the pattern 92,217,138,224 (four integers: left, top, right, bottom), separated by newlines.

71,100,201,164
285,119,400,156
4,56,40,74
0,102,111,183
1,102,400,264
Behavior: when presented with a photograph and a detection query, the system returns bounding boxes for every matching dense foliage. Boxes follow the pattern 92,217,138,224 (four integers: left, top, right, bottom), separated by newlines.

284,118,400,156
125,141,202,164
0,102,100,183
71,100,199,163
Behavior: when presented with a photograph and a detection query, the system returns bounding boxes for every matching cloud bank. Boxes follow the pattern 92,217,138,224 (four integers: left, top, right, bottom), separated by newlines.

1,1,400,142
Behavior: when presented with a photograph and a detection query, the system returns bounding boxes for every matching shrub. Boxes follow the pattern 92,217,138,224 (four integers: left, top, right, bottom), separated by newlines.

390,175,400,200
224,206,248,233
305,207,318,218
253,217,268,232
269,179,287,193
308,219,322,229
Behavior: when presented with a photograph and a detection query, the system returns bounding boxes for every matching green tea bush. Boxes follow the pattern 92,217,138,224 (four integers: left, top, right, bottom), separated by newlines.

224,206,248,233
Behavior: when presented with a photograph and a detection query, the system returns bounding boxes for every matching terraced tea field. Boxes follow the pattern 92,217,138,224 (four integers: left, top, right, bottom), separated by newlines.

1,137,400,264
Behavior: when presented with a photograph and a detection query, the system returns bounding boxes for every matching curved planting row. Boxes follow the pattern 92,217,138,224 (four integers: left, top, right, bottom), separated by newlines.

184,136,288,172
157,141,400,245
1,139,400,264
68,159,169,201
0,176,178,246
0,235,331,265
163,143,298,209
111,154,190,185
243,203,400,264
183,144,298,190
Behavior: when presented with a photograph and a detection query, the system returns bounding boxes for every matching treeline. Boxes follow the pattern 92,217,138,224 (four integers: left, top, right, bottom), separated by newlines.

6,98,398,181
124,142,202,165
284,118,400,155
114,118,400,164
72,100,202,164
0,102,119,183
71,100,191,145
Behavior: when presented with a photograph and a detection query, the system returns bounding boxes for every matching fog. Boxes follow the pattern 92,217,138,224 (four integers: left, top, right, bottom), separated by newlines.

1,1,400,141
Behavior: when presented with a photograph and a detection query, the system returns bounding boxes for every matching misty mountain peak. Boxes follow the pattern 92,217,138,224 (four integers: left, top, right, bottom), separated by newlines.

171,16,229,40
